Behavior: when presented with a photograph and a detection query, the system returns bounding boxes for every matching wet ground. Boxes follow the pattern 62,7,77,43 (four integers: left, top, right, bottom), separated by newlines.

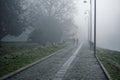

6,43,107,80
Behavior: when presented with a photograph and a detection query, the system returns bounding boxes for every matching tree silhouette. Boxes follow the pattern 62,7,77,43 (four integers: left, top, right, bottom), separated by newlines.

24,0,76,44
0,0,25,40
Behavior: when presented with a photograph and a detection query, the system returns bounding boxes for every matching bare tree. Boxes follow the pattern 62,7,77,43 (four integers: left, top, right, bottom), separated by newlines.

21,0,76,27
20,0,77,44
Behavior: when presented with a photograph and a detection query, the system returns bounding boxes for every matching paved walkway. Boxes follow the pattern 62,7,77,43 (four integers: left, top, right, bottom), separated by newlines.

6,43,107,80
63,43,107,80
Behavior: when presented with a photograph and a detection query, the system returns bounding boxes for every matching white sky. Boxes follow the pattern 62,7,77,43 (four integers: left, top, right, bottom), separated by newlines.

96,0,120,51
75,0,120,51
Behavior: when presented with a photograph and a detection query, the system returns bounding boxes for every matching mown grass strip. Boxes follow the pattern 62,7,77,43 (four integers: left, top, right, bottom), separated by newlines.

97,49,120,80
0,44,66,77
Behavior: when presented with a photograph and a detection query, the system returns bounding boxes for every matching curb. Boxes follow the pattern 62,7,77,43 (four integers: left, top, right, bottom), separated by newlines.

0,46,70,80
95,54,112,80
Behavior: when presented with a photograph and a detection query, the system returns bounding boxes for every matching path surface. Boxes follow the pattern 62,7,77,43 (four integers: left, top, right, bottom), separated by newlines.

6,43,107,80
63,43,107,80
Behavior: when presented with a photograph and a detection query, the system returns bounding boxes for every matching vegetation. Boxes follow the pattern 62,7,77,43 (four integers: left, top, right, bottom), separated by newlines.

0,0,77,44
97,48,120,80
0,0,25,40
0,44,66,77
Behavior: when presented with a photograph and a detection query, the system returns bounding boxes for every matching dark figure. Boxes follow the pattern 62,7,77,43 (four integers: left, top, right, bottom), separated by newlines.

76,39,79,45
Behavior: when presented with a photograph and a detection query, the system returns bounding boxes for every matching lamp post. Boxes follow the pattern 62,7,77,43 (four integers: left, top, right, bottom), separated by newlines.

84,10,90,47
94,0,96,56
83,0,92,48
83,0,96,55
90,0,92,49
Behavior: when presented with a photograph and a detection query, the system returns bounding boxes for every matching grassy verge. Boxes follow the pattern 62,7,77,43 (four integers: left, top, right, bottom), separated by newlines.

97,48,120,80
0,44,66,77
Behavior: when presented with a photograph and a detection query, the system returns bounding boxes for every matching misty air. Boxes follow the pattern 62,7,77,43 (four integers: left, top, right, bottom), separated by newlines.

0,0,120,80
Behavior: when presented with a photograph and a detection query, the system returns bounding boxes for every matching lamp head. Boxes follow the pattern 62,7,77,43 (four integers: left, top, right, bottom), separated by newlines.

83,0,87,3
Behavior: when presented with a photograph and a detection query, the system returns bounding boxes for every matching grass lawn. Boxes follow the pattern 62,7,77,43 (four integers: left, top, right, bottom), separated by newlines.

97,48,120,80
0,44,66,77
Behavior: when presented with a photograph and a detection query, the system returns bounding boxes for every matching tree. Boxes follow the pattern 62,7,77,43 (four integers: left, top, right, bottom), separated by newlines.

21,0,76,24
0,0,78,45
28,18,63,44
0,0,25,41
23,0,77,44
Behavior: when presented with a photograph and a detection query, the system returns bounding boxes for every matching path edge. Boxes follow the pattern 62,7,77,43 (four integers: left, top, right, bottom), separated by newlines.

95,54,112,80
0,46,69,80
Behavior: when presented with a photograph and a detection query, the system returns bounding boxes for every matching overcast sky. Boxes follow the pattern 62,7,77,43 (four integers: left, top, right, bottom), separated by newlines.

1,0,120,51
75,0,120,51
96,0,120,51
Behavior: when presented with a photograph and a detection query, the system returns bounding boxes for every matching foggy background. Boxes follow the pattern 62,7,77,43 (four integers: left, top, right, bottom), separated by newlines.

0,0,81,45
96,0,120,51
75,0,120,51
0,0,120,51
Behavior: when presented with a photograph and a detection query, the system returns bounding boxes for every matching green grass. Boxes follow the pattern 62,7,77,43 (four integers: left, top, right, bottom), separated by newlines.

97,48,120,80
0,44,66,77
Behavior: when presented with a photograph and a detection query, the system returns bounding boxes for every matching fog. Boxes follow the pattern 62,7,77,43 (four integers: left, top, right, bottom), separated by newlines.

0,0,120,51
0,0,82,45
96,0,120,51
73,0,120,51
2,27,34,42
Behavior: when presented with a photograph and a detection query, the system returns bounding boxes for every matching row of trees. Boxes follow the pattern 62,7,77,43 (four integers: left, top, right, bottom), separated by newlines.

0,0,78,45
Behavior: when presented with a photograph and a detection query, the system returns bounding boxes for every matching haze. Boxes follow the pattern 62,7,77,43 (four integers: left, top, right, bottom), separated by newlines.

1,0,120,51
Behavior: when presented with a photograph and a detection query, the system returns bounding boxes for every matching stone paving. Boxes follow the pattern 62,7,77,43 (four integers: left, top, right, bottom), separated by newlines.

6,43,107,80
63,44,107,80
6,46,77,80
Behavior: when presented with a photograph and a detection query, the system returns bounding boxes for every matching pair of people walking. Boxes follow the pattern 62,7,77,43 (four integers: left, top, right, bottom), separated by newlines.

73,38,79,45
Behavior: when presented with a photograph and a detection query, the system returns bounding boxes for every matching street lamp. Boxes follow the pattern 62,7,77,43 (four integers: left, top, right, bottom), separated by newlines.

83,0,92,48
83,0,87,3
83,0,96,55
94,0,96,56
84,10,91,47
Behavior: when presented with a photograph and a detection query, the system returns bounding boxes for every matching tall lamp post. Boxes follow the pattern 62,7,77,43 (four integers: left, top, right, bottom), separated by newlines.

83,0,91,47
83,0,92,48
84,10,90,47
83,0,96,55
94,0,96,56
